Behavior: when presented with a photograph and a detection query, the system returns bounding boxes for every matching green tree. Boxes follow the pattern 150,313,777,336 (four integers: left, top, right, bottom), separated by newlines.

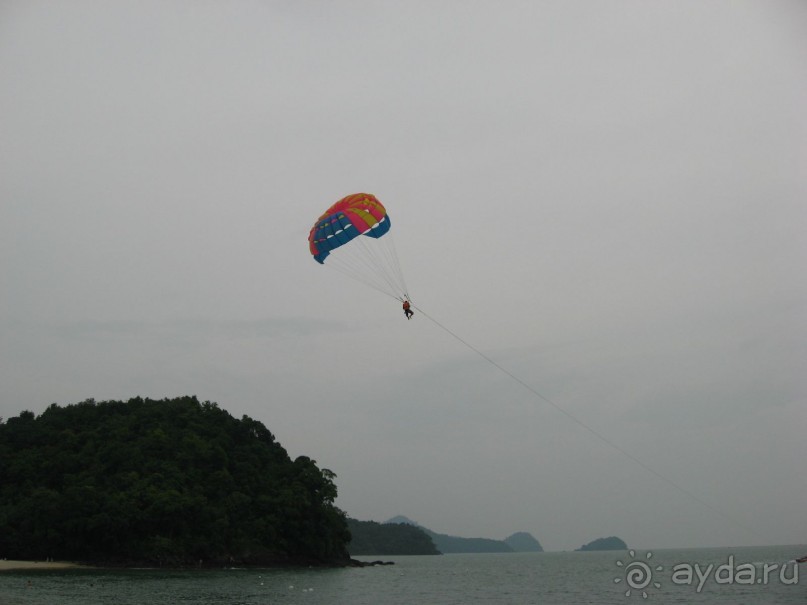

0,397,351,566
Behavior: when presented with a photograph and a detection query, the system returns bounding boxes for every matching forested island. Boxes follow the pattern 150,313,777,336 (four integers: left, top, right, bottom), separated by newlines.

382,516,544,554
346,516,545,556
0,397,351,567
346,519,439,555
576,536,628,551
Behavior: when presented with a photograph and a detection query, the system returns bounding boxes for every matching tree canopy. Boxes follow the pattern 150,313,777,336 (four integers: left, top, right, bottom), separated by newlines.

0,396,350,566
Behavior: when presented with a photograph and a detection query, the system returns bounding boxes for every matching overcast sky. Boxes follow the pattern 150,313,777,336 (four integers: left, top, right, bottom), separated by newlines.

1,1,805,552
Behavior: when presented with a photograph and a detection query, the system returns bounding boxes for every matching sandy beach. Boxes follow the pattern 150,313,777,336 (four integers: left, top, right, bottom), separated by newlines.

0,560,85,571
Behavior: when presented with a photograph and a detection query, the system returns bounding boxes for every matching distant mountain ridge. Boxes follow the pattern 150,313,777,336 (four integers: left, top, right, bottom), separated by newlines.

385,516,543,554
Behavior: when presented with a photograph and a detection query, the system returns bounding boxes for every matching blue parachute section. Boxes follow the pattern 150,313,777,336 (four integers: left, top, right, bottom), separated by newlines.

310,214,391,264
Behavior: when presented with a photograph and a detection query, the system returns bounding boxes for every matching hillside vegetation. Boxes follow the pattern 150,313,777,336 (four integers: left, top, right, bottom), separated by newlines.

0,397,350,567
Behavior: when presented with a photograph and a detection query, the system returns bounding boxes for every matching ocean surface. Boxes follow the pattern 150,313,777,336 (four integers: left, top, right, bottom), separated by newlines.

1,545,804,605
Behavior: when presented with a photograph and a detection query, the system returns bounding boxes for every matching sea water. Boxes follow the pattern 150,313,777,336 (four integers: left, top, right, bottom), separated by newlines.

1,545,804,604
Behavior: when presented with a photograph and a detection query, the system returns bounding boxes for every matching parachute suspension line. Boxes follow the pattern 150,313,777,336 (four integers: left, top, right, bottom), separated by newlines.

320,232,409,302
323,257,401,301
409,302,764,540
353,234,406,301
385,233,411,301
329,241,394,295
376,233,409,302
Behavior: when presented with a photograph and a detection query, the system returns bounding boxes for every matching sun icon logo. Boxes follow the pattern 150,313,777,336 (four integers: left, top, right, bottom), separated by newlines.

614,550,663,598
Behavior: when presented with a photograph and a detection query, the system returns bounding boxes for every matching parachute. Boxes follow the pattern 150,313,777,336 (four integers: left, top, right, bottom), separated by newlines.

308,193,409,301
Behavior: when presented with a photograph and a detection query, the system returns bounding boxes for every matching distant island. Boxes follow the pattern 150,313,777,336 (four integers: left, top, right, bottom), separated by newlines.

0,397,352,567
576,536,628,551
378,516,544,554
346,519,439,555
504,532,545,553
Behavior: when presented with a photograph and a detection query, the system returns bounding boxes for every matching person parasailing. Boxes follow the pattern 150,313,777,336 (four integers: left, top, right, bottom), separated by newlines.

403,299,414,320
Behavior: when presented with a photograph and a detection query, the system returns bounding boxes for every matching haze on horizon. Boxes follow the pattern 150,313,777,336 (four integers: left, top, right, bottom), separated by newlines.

1,1,805,552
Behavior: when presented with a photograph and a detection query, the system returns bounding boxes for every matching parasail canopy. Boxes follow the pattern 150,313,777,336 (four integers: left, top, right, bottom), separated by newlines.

308,193,409,301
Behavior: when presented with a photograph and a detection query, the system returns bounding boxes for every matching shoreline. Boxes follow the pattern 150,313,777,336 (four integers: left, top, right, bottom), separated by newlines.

0,560,87,571
0,558,386,571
